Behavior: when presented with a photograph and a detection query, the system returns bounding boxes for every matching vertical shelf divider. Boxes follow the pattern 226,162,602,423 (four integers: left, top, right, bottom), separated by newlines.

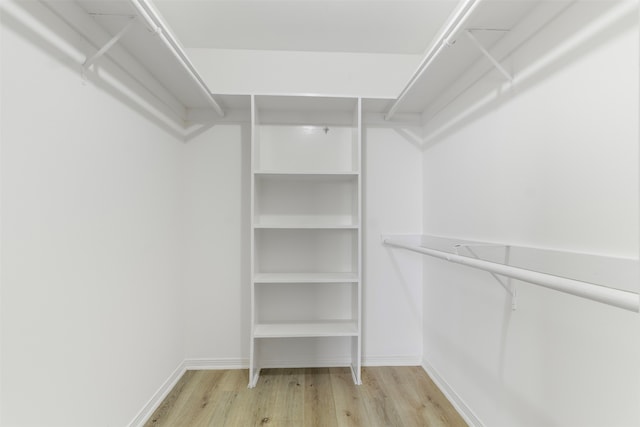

352,97,363,385
249,94,259,388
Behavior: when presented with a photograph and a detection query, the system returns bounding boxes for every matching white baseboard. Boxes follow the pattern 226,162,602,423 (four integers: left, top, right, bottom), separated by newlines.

170,355,424,373
261,357,350,368
184,358,351,371
363,354,422,366
183,355,422,370
185,357,350,370
184,358,249,370
421,358,484,427
128,361,187,427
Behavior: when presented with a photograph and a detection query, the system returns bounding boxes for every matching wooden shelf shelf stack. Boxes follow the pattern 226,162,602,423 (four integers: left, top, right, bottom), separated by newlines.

249,95,362,387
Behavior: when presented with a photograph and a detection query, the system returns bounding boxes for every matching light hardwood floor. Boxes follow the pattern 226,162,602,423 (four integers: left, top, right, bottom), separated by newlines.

145,366,468,427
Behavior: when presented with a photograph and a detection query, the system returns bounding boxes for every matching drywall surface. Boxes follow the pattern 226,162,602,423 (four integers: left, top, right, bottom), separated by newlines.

188,48,420,98
182,123,251,363
363,126,423,364
421,2,639,426
0,2,185,426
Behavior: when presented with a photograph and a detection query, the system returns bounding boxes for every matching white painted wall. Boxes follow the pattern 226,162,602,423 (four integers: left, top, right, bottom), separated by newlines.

363,125,423,364
421,1,639,426
182,122,252,364
188,48,421,98
1,2,185,426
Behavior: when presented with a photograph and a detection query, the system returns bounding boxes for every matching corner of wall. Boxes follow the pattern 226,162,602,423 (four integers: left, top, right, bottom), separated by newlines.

127,361,187,427
421,357,485,427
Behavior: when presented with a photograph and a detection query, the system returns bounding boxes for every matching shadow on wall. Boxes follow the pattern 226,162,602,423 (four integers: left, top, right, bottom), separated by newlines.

384,248,423,327
420,247,552,426
420,1,637,149
1,0,216,141
424,324,555,427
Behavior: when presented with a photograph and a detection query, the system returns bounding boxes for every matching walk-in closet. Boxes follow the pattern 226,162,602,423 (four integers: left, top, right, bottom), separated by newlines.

1,1,638,426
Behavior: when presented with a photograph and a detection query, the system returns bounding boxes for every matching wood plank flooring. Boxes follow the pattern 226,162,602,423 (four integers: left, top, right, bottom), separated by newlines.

145,367,468,427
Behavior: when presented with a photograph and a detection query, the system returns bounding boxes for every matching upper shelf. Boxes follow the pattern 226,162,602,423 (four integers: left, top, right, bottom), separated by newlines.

385,0,574,119
22,0,593,129
37,0,225,123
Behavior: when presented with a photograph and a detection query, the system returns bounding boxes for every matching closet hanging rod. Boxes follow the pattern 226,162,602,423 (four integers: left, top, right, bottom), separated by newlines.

385,0,482,120
382,238,640,313
129,0,225,117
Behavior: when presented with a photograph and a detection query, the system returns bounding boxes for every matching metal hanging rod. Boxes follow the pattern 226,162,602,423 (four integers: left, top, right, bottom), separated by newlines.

385,0,483,121
382,237,640,313
128,0,225,117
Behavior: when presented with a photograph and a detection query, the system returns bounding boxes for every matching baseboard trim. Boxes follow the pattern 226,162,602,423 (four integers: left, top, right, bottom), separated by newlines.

184,358,249,370
261,357,350,368
186,357,351,370
421,358,484,427
363,354,422,366
128,360,186,427
183,355,422,371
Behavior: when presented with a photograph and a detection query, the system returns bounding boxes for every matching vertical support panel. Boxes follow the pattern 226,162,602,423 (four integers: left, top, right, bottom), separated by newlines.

0,4,4,420
352,97,363,384
249,95,258,387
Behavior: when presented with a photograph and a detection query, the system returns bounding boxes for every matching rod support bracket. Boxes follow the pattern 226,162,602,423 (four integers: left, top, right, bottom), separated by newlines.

455,244,516,308
465,29,513,82
82,17,135,73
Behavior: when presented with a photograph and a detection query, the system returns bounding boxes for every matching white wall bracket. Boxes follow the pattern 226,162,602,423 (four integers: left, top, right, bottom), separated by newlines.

464,29,513,82
82,17,135,74
454,243,517,310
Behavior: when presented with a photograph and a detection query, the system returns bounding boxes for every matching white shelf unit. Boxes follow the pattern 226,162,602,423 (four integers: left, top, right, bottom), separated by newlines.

250,95,362,388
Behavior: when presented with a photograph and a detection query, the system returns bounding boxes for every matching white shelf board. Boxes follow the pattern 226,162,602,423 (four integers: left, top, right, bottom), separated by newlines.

254,170,359,176
255,95,358,113
254,173,358,182
254,221,359,230
254,321,359,338
392,1,565,115
72,0,223,110
253,272,359,284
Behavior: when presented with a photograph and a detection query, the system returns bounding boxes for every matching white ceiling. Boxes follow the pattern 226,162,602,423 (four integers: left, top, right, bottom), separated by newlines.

152,0,460,54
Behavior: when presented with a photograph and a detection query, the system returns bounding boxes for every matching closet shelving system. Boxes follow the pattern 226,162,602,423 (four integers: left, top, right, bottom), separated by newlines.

35,0,571,126
19,0,638,389
250,95,362,387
